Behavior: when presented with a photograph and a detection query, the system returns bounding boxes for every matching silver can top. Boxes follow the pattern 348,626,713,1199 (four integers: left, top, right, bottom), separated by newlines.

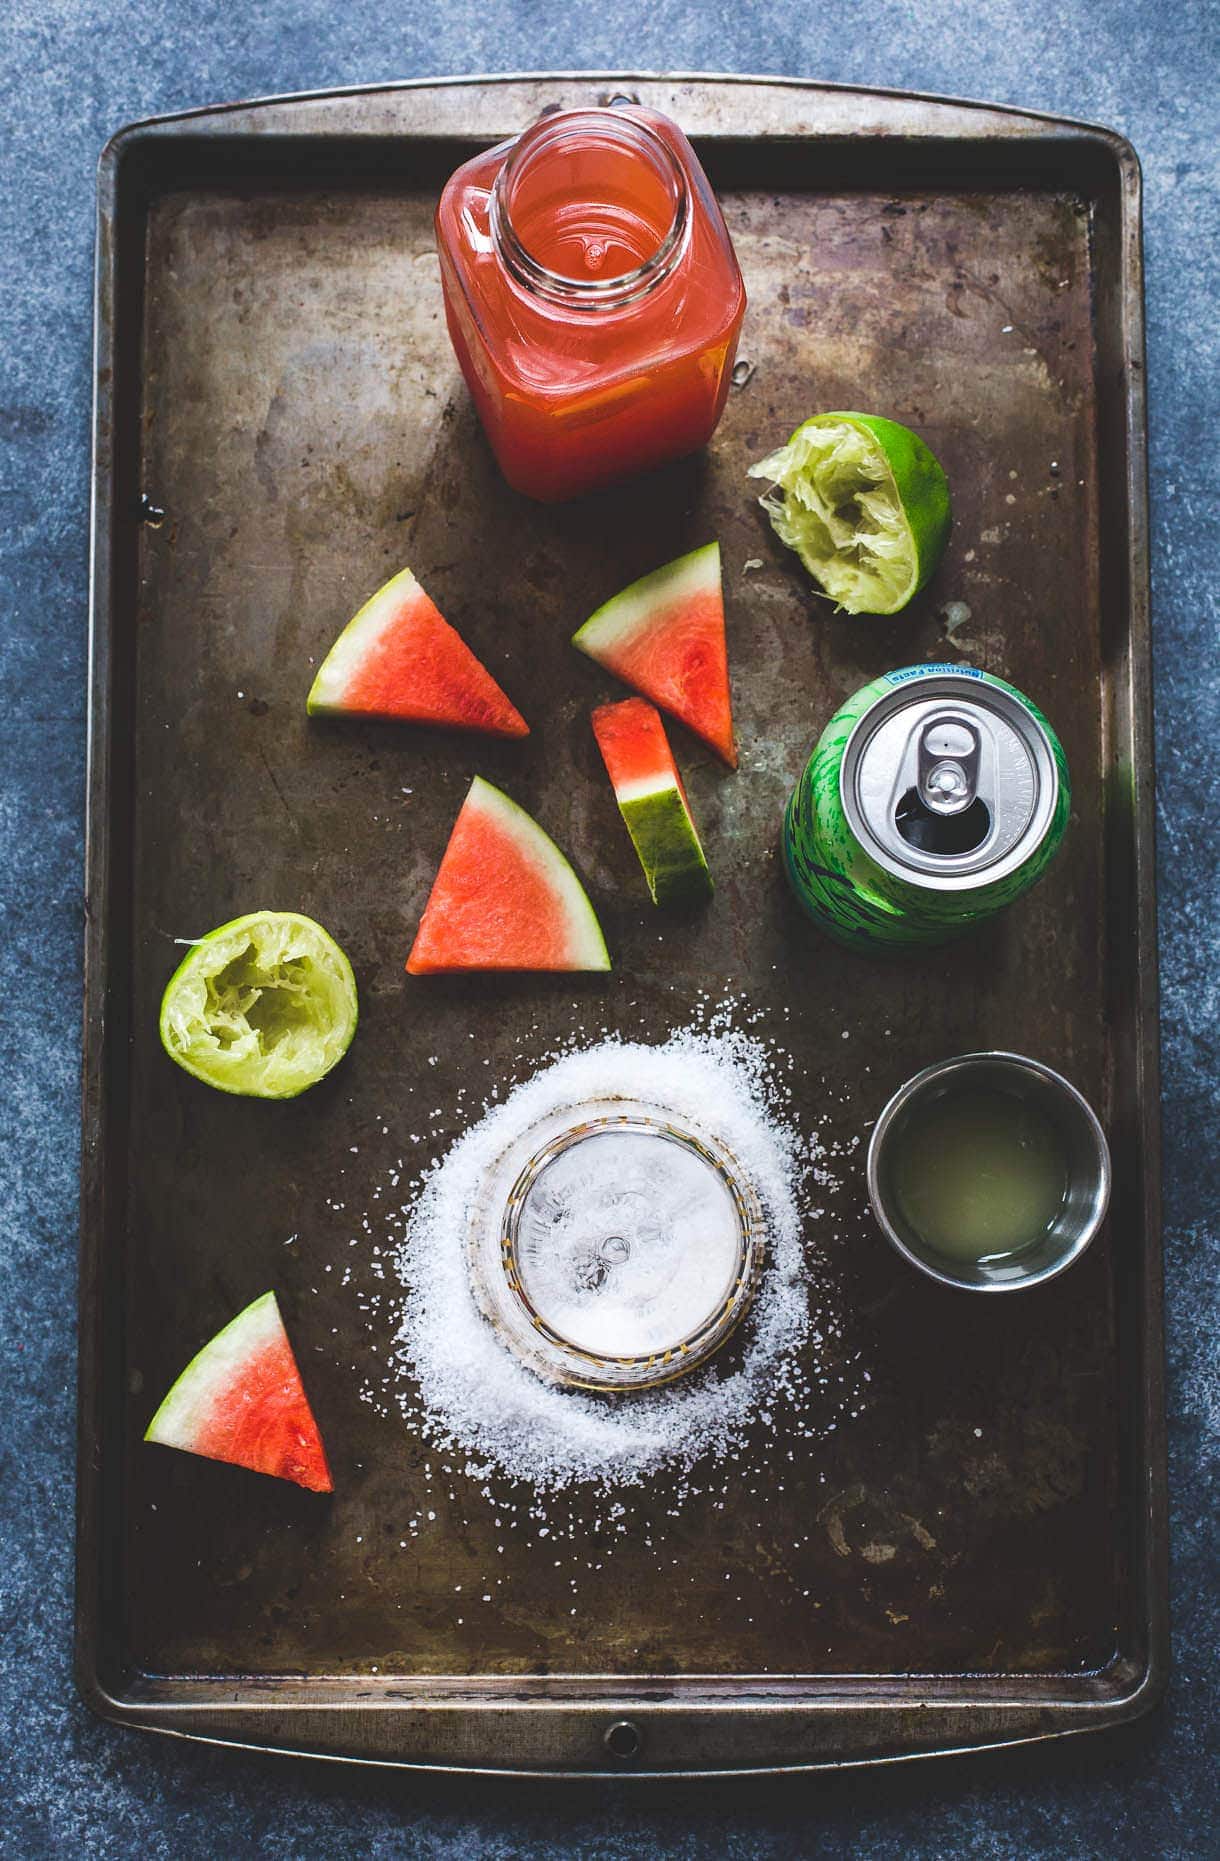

467,1099,764,1391
840,671,1061,891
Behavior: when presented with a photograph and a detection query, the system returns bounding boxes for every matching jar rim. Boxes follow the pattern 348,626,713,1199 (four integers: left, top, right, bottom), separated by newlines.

490,107,690,312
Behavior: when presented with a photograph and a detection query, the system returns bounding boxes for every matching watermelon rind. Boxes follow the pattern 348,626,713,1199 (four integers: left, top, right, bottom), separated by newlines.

145,1292,282,1447
307,564,528,737
573,543,721,654
407,776,611,974
144,1291,333,1493
619,785,713,907
307,566,416,713
571,543,736,765
591,698,712,908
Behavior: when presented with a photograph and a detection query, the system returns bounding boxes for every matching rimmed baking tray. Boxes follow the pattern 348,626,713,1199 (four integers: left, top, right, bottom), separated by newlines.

79,72,1165,1773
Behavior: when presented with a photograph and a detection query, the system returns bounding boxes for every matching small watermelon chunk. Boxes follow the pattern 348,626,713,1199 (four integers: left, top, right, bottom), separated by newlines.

144,1292,333,1493
592,698,713,908
407,777,610,974
572,543,736,767
307,565,529,738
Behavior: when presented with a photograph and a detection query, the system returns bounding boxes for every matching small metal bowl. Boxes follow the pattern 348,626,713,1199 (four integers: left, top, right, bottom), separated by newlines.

866,1052,1111,1291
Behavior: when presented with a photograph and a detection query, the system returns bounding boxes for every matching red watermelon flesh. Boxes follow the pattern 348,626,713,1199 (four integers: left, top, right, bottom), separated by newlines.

571,543,736,767
593,695,689,796
144,1291,333,1492
307,565,529,738
407,776,610,974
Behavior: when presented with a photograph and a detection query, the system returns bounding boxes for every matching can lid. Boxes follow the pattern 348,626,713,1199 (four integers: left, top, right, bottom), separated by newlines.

841,673,1060,891
467,1101,764,1391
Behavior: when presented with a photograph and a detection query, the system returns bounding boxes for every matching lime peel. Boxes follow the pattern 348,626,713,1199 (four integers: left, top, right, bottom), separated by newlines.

159,910,358,1098
748,412,951,616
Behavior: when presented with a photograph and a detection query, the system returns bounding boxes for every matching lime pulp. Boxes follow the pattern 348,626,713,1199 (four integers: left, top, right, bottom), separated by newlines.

748,411,952,615
159,910,358,1098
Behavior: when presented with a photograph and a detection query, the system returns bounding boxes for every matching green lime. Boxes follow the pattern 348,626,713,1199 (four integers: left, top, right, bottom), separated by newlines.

159,910,358,1098
747,412,952,615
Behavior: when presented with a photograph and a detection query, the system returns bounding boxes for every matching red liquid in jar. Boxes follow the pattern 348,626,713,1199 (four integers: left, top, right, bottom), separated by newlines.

435,107,746,502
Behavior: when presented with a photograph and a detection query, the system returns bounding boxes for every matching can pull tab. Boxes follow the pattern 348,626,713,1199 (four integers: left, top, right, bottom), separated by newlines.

917,715,981,816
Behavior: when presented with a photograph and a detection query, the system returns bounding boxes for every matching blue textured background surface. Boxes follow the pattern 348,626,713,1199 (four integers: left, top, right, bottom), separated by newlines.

2,0,1217,1851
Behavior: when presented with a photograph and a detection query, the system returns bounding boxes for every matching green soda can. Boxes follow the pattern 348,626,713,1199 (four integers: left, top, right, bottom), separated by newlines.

783,664,1070,950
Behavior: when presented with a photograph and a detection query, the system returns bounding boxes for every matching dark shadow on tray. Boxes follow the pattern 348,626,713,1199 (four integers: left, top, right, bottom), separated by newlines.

402,395,714,626
409,970,616,1013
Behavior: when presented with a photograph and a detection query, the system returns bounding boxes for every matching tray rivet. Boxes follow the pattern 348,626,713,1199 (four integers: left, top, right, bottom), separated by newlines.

603,1719,643,1761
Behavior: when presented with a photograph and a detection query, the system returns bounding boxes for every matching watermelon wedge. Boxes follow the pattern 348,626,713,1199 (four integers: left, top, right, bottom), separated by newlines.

592,698,713,907
407,776,610,974
307,565,529,738
571,543,736,767
144,1292,333,1493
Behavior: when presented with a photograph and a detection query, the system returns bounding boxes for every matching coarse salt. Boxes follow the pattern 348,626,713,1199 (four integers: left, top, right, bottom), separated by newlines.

385,1027,859,1497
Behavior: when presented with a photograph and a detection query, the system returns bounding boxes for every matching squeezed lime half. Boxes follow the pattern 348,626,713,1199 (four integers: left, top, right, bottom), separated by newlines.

748,412,951,615
159,910,358,1098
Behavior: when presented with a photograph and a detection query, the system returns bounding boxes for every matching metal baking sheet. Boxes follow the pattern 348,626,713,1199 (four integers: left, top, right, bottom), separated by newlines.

79,73,1166,1773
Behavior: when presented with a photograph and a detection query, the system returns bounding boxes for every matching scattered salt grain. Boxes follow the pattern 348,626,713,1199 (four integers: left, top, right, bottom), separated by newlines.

387,1028,859,1497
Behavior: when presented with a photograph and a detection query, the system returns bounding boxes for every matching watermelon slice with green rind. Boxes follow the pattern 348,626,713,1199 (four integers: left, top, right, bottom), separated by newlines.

308,565,529,738
407,777,610,974
592,698,712,908
144,1292,333,1492
572,543,736,767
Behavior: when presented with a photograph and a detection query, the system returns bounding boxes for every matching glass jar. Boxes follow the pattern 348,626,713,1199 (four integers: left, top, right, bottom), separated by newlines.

465,1096,766,1391
434,104,747,502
